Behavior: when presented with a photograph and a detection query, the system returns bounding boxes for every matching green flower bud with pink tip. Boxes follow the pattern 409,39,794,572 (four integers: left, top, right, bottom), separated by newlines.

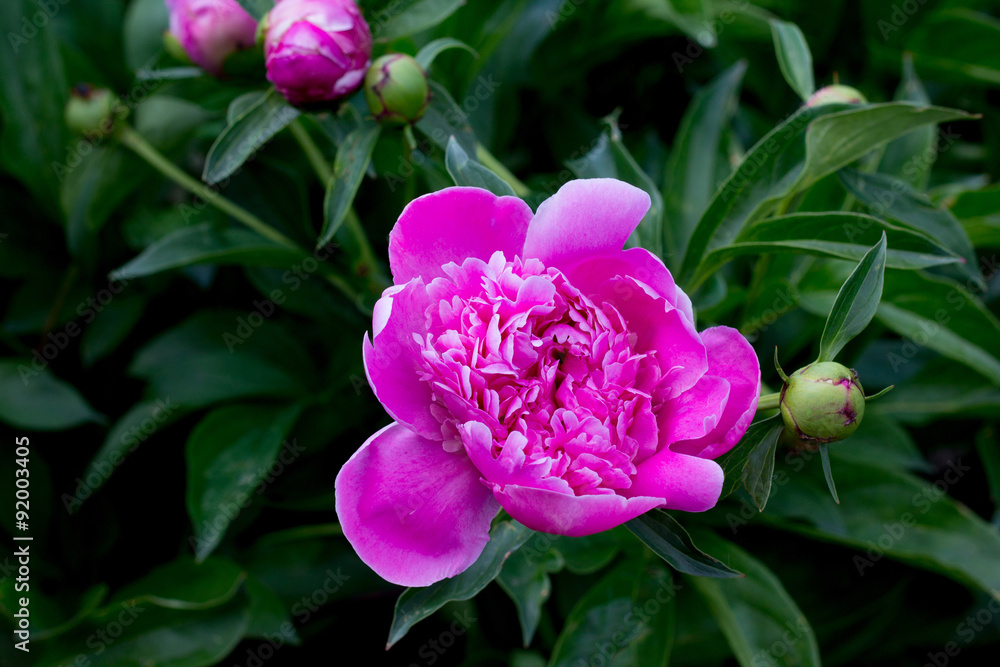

780,362,865,443
364,54,430,125
806,84,867,107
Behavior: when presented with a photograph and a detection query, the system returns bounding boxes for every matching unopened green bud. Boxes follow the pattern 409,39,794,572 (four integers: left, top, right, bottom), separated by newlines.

780,362,865,444
806,84,867,107
364,54,430,125
65,84,120,138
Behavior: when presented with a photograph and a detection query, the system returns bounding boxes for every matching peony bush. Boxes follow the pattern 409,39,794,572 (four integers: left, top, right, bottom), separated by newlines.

1,0,999,665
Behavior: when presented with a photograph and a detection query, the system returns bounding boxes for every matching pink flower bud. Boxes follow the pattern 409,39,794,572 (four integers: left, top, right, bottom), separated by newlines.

263,0,372,106
164,0,259,77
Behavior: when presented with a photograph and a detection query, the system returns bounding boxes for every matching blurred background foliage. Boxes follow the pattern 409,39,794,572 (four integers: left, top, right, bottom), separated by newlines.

1,0,1000,665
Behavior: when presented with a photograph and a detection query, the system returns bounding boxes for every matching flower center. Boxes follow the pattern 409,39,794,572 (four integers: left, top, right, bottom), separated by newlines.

417,251,664,496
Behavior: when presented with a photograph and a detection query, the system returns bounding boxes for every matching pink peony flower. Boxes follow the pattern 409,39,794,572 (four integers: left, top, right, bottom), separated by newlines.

263,0,372,106
164,0,258,77
335,179,761,586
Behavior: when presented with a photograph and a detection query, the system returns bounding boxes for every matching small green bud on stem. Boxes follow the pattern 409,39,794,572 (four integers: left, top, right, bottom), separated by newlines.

65,83,123,138
364,54,430,125
779,361,865,444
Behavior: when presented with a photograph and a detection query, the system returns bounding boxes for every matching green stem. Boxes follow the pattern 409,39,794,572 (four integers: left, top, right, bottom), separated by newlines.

289,118,333,184
289,120,384,286
121,124,364,306
119,125,297,249
476,143,530,197
757,392,782,411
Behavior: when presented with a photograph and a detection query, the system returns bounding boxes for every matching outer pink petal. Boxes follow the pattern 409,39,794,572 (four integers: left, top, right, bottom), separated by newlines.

335,423,499,587
560,247,696,323
491,483,663,536
388,187,534,284
658,375,730,446
363,279,440,441
623,447,724,512
522,179,651,270
672,326,760,460
597,276,708,399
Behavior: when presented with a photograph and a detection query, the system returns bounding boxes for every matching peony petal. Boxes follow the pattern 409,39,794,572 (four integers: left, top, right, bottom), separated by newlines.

491,483,663,536
522,179,650,270
363,279,441,441
388,187,534,284
659,375,730,446
335,423,499,587
672,326,760,459
598,276,708,399
560,247,695,322
624,447,724,512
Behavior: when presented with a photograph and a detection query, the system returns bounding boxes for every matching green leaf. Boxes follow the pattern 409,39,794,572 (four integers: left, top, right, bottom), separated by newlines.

445,135,516,196
373,0,466,42
839,169,979,286
416,80,480,156
128,310,319,408
681,102,974,285
244,575,301,645
906,9,1000,85
796,103,975,190
84,598,250,667
74,398,185,504
111,223,310,280
387,521,532,647
80,294,147,366
548,559,675,667
110,557,246,610
877,271,1000,385
693,212,956,288
689,532,821,667
718,416,784,499
626,510,742,578
0,0,69,215
415,37,478,70
319,120,381,247
818,232,887,362
0,360,103,431
497,544,564,646
975,426,1000,527
186,403,303,561
234,0,273,20
769,19,815,101
663,61,746,266
740,419,785,512
568,115,664,254
203,89,300,185
764,456,1000,598
878,54,935,190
